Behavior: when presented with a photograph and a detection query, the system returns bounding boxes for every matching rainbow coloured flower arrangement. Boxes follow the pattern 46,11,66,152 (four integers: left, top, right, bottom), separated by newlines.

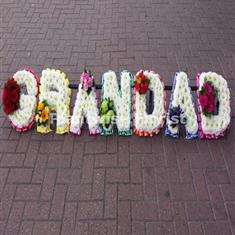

36,100,50,126
100,98,116,131
199,80,218,117
80,69,95,94
2,79,21,115
134,71,150,95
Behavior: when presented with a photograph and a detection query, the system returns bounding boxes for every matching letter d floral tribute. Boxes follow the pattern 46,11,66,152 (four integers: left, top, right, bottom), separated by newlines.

1,68,231,139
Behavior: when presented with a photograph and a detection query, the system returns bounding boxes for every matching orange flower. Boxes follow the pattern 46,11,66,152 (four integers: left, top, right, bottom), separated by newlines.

41,109,49,122
37,102,44,111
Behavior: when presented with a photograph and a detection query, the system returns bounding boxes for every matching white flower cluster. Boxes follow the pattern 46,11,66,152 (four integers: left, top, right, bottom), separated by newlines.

198,72,230,137
70,84,99,135
166,72,198,138
134,71,166,134
39,69,71,134
9,70,38,130
102,70,132,134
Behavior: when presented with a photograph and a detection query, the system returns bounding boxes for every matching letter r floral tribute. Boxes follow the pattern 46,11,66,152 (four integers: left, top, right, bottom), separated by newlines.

1,68,231,139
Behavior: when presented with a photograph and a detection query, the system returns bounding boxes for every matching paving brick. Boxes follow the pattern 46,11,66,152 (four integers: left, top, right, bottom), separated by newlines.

48,153,71,168
192,169,210,200
1,153,25,167
24,202,50,220
0,140,18,152
146,222,175,235
132,201,159,221
118,141,129,167
19,221,34,235
33,222,61,235
203,222,232,235
40,169,57,201
118,201,131,235
8,168,32,183
186,202,214,221
205,167,230,184
90,220,116,235
77,201,103,219
143,167,156,200
170,183,196,201
62,202,77,235
0,185,16,220
67,184,92,201
15,184,41,201
92,168,105,199
157,184,173,222
104,184,117,218
130,155,142,183
106,168,129,183
119,184,143,201
188,222,204,235
4,202,24,235
50,184,67,220
95,154,117,168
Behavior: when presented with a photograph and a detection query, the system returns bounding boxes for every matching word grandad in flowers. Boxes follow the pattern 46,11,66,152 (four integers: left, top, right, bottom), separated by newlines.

2,68,231,139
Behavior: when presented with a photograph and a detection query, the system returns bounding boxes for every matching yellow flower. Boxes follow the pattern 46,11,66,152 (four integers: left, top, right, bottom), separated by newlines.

38,102,44,111
41,109,49,122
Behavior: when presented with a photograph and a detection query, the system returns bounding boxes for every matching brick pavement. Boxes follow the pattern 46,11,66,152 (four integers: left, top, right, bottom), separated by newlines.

0,0,235,234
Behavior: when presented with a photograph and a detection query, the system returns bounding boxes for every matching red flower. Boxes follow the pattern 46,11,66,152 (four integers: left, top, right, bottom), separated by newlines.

204,83,213,95
7,79,16,89
10,90,19,103
135,85,140,92
4,103,15,115
199,95,208,109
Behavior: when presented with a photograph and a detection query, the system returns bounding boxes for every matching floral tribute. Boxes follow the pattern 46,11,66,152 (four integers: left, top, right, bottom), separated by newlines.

70,69,100,135
38,68,71,134
165,72,198,139
2,69,39,132
100,70,133,136
134,70,166,136
2,68,231,140
2,79,21,115
197,72,230,139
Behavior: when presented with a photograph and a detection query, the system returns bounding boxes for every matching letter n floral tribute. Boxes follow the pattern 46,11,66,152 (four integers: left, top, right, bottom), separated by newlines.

100,70,133,136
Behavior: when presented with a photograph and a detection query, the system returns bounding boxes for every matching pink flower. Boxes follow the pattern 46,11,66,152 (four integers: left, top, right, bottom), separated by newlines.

199,95,208,109
204,83,213,95
80,72,94,91
205,103,214,113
